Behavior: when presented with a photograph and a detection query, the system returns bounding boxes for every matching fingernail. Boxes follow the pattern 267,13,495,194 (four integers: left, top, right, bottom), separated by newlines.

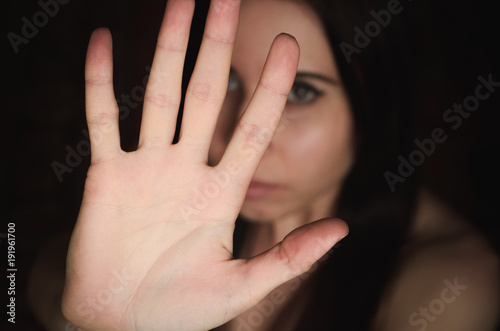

279,32,297,41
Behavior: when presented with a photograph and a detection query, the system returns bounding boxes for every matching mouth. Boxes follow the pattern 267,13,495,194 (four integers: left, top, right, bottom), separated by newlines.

245,180,284,199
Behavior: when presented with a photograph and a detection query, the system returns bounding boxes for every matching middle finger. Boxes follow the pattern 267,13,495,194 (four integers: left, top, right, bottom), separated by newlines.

180,0,240,159
139,0,195,148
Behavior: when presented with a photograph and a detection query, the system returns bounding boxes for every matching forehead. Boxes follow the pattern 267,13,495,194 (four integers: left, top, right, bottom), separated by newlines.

234,0,336,73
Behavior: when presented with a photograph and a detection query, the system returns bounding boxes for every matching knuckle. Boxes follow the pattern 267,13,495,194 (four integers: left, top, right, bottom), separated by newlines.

156,40,185,54
236,119,273,147
258,80,289,98
87,111,116,126
205,0,239,45
187,81,222,105
145,92,179,110
204,33,235,46
278,243,302,275
85,75,112,86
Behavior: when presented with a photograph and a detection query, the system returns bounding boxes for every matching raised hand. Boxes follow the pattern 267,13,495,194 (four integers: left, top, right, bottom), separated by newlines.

61,0,348,330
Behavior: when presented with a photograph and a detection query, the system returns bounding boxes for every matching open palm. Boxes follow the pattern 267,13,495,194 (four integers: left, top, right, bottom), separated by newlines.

61,0,348,330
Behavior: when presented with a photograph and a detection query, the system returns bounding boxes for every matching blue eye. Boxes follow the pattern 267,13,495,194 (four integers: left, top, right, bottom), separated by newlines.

288,81,324,104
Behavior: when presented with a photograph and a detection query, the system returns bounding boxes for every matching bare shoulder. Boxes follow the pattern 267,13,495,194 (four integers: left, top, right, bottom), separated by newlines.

372,189,500,331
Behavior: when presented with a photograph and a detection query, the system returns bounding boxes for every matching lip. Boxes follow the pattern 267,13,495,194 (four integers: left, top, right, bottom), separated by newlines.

245,181,283,199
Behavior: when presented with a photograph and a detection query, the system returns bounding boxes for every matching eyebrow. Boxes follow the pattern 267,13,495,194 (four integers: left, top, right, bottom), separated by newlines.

295,72,339,85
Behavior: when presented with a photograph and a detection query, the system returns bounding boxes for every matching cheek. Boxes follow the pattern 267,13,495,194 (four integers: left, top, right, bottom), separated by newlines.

280,106,354,187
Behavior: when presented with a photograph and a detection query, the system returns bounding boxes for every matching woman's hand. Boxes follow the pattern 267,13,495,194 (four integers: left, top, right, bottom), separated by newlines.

61,0,348,330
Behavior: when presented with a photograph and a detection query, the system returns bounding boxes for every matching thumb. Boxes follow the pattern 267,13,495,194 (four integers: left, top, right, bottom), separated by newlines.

234,218,348,309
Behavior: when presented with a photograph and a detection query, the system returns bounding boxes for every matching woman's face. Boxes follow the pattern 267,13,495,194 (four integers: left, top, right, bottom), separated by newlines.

209,0,355,223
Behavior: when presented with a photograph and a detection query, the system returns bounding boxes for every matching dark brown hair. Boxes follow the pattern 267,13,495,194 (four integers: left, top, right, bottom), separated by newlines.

296,0,423,329
231,0,425,329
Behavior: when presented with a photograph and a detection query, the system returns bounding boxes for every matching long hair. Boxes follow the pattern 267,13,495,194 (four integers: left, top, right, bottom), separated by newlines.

294,0,423,329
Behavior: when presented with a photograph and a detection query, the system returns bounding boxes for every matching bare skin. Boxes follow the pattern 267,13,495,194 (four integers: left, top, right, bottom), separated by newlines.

371,190,500,331
28,0,497,330
60,0,348,330
220,190,500,331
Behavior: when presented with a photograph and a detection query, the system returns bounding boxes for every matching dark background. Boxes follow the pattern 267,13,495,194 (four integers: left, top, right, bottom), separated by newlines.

2,0,499,329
